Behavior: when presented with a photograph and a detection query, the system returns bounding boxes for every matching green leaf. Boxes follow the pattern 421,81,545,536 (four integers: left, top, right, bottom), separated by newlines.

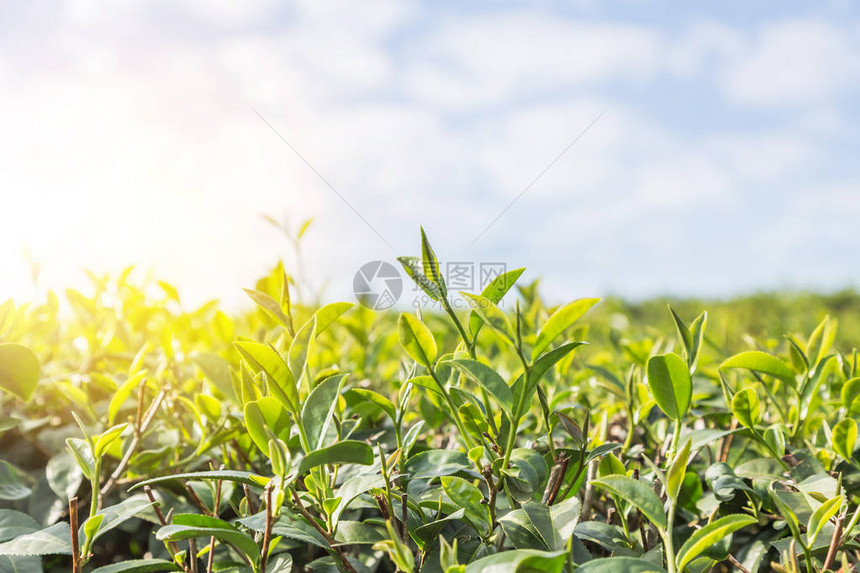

0,463,31,501
131,470,268,491
64,438,95,482
265,554,293,573
807,495,843,546
86,495,153,543
731,387,761,429
288,315,316,383
646,353,692,421
349,388,396,421
301,374,346,450
577,557,666,572
720,351,796,385
675,514,757,572
90,559,181,573
462,294,514,343
464,549,567,573
195,353,237,404
405,449,470,479
108,372,146,424
842,377,860,414
668,306,693,362
82,514,104,547
513,342,586,406
667,438,692,503
244,397,291,455
689,311,708,369
468,268,526,337
441,476,491,533
398,313,437,367
532,298,600,358
0,522,72,556
157,514,259,563
591,475,667,529
238,511,329,548
297,440,373,474
397,256,443,301
420,227,446,297
313,302,353,334
500,498,581,552
0,555,41,573
0,344,39,402
244,288,291,328
0,511,39,543
329,474,386,525
833,418,857,461
94,423,130,459
556,412,585,446
448,359,513,415
234,341,296,411
195,394,222,421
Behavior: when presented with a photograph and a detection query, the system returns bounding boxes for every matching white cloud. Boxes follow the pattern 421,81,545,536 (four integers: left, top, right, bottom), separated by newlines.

404,12,663,108
721,20,860,106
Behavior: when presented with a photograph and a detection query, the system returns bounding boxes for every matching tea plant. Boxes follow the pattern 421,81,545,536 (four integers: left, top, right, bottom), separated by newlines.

1,230,860,572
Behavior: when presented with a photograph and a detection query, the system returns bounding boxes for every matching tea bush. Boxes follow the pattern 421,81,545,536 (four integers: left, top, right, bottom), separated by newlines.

1,229,859,573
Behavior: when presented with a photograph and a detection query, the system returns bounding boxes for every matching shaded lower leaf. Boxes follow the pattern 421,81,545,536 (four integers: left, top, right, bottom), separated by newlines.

90,559,181,573
577,557,665,572
0,522,72,556
464,549,567,573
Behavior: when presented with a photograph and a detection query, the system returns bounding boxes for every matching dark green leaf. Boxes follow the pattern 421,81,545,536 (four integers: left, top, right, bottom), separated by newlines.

297,441,373,474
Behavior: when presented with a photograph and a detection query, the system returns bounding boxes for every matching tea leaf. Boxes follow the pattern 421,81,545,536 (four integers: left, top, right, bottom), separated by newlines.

157,514,259,563
0,343,39,402
591,475,667,529
646,353,692,421
398,313,437,367
675,514,757,571
297,440,374,474
721,351,796,385
91,559,181,573
448,359,513,415
807,495,843,546
301,374,346,450
731,387,761,429
833,418,857,461
532,298,600,358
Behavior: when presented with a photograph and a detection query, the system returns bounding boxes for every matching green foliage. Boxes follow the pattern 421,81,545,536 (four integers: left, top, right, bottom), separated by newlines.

3,228,860,573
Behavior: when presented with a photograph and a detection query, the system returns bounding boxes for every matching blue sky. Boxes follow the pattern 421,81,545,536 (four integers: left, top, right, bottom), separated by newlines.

1,0,859,308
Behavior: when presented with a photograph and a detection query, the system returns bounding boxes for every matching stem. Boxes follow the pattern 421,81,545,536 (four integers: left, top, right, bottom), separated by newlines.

622,404,635,453
90,458,102,518
662,500,677,573
501,358,531,472
428,367,475,450
102,388,167,496
144,486,189,572
70,497,81,573
260,485,274,573
206,471,224,573
291,490,358,573
669,419,682,458
823,513,845,571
